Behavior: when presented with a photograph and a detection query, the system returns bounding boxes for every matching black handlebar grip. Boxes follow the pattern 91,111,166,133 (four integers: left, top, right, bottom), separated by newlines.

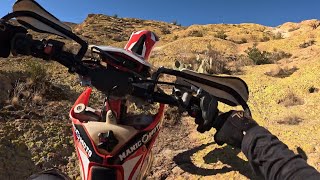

11,33,37,56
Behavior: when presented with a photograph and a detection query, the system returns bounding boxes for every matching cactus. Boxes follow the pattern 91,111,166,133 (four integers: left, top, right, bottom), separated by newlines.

174,60,194,71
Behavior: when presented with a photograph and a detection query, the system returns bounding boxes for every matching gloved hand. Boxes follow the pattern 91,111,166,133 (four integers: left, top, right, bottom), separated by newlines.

0,20,27,58
213,110,258,148
186,91,219,133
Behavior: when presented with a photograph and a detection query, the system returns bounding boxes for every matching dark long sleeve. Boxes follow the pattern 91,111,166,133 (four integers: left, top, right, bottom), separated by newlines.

241,126,320,180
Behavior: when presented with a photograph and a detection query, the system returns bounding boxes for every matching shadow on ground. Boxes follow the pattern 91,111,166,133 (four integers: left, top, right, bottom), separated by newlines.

0,139,40,180
173,142,310,180
173,142,259,179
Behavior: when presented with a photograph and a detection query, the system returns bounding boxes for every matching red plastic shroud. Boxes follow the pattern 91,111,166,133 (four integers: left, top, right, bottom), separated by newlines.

69,88,165,180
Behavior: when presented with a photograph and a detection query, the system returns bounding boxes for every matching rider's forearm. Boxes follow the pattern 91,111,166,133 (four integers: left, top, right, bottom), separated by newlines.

241,126,320,180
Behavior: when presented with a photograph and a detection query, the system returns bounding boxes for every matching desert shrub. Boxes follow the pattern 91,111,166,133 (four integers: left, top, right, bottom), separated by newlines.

310,22,320,30
197,45,230,74
231,38,247,44
308,86,319,93
260,35,270,42
288,27,300,32
250,35,259,42
273,32,283,40
233,55,254,71
176,45,230,74
240,38,248,43
278,91,304,107
188,30,203,37
269,50,292,61
11,80,26,106
214,30,227,40
26,61,48,83
173,35,178,40
277,115,303,125
299,39,316,48
265,66,298,78
161,28,171,34
226,55,252,74
245,45,272,65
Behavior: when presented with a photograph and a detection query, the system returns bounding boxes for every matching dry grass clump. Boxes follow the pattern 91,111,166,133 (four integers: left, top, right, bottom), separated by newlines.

174,44,231,75
231,55,254,73
26,61,48,83
299,39,316,48
230,38,248,44
164,106,182,127
8,61,49,107
200,46,230,74
265,66,298,78
188,30,203,37
214,30,227,40
277,115,303,125
272,32,284,40
288,26,300,32
32,92,43,105
278,91,304,107
11,96,20,107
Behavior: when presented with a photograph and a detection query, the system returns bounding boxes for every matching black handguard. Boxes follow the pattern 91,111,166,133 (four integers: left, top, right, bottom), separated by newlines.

0,20,27,58
213,110,258,148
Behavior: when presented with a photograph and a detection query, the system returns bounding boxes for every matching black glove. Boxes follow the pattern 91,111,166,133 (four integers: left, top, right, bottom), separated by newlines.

188,91,218,133
0,20,27,58
213,110,258,148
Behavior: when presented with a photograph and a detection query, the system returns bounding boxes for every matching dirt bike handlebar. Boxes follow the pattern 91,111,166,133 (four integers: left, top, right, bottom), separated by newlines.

10,32,220,130
11,33,88,75
11,33,181,105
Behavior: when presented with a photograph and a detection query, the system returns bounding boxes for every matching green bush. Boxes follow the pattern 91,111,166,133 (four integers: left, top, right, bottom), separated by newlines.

214,30,227,40
26,61,48,83
245,45,272,65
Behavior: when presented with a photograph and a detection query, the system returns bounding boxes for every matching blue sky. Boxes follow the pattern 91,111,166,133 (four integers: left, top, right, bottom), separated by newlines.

1,0,319,27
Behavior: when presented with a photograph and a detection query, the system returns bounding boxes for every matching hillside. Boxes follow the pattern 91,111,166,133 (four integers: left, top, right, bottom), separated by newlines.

0,14,320,179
